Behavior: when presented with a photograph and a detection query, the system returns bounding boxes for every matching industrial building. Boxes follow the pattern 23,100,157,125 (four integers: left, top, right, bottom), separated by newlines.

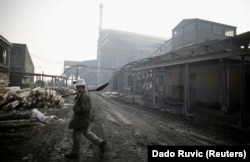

96,29,166,84
110,19,249,126
63,29,166,86
9,43,34,87
1,38,64,88
152,18,237,56
0,35,11,78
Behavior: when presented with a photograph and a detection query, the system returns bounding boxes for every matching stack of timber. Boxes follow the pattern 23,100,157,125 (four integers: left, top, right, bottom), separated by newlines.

0,77,10,104
0,84,75,143
29,87,65,109
53,86,75,96
0,110,39,143
0,86,69,110
0,76,10,90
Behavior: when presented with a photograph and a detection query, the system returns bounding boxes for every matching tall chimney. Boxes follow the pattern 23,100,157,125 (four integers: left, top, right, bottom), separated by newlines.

99,3,103,33
97,3,104,85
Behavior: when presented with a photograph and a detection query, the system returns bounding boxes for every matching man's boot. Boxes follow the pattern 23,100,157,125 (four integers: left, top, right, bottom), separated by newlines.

99,140,106,153
64,152,79,159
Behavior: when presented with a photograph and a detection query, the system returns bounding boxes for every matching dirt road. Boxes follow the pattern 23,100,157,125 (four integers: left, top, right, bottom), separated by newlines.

0,92,249,162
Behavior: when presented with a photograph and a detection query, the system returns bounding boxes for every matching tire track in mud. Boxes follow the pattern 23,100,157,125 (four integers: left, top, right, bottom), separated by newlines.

93,93,208,146
92,92,246,148
93,94,148,161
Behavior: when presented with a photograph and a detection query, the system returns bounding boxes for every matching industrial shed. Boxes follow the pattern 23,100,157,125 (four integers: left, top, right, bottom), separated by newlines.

111,31,250,126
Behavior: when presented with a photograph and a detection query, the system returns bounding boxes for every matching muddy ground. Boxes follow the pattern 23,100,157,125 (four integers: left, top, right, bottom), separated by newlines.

0,92,249,162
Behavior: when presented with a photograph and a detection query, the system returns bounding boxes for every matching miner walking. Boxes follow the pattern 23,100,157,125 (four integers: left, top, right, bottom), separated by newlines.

65,79,106,159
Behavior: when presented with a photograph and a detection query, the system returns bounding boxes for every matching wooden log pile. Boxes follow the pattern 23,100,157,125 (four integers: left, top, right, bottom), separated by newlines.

0,77,75,142
29,87,66,109
0,86,72,110
0,108,59,143
0,76,10,93
0,110,39,143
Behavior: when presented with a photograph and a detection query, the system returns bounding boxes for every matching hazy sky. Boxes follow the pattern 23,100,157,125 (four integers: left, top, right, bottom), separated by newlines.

0,0,249,75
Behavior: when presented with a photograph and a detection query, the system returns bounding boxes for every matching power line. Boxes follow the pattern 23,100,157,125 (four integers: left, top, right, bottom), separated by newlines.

30,53,64,65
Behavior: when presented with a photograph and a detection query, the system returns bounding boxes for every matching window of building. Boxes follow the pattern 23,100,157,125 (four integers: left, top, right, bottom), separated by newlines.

3,50,7,64
0,47,3,64
184,23,195,34
213,25,223,35
225,28,235,37
173,28,183,37
198,22,211,32
0,47,7,65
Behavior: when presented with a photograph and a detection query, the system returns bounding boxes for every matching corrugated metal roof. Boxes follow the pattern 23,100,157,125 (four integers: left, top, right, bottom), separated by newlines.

172,18,237,30
0,35,12,47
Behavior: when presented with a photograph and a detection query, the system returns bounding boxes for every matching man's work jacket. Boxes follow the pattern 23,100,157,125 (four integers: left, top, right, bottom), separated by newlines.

69,90,94,130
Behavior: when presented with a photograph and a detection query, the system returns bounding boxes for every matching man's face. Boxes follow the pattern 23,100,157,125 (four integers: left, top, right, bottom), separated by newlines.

76,86,83,92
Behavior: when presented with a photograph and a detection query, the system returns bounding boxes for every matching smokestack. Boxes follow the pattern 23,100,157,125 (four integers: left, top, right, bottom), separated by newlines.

99,3,103,33
97,3,104,85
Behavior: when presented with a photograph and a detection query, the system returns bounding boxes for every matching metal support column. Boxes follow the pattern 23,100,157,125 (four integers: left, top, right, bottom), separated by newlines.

238,54,246,127
133,72,135,104
76,65,79,80
221,59,230,112
52,77,54,87
41,74,44,88
152,68,156,106
183,63,189,115
118,72,123,98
